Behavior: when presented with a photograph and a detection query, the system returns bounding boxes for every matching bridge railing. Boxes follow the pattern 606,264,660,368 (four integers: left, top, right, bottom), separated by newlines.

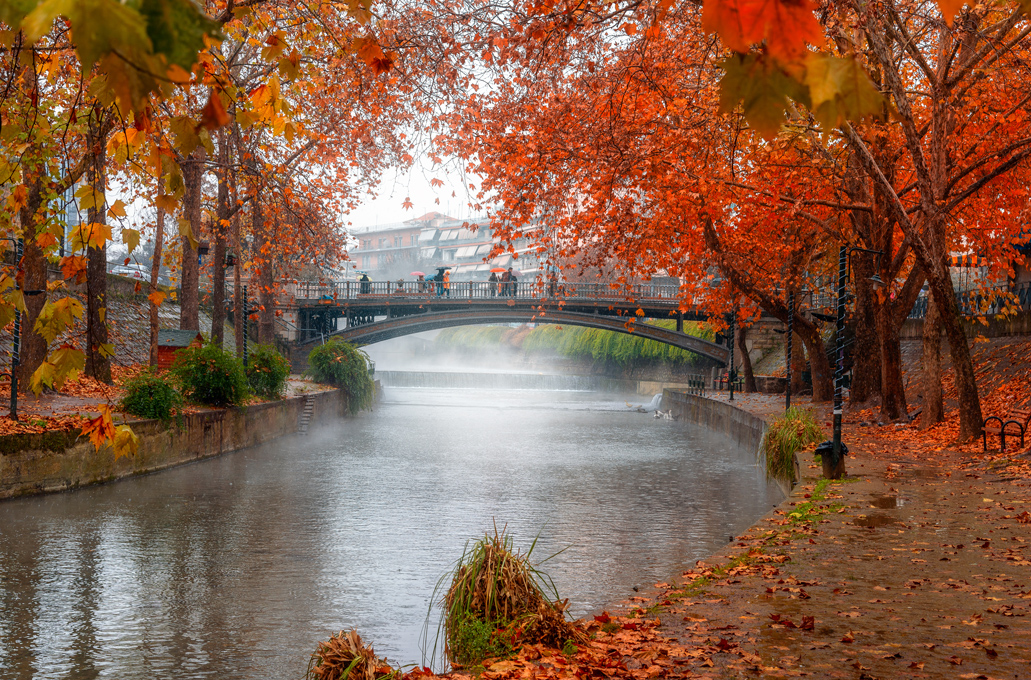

295,280,686,304
908,281,1031,319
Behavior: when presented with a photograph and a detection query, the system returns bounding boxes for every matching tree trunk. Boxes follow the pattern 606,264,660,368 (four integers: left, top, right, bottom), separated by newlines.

233,202,244,358
929,268,982,440
737,324,756,392
179,149,204,332
211,163,229,347
849,270,881,404
84,124,111,384
252,191,276,344
795,322,833,401
790,330,805,394
149,201,166,369
920,294,945,429
17,179,47,389
876,301,907,421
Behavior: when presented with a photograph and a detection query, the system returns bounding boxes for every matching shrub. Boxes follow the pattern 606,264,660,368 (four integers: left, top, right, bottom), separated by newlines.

307,338,375,414
119,370,182,421
247,344,291,399
432,528,586,668
306,629,398,680
171,342,250,407
762,407,824,481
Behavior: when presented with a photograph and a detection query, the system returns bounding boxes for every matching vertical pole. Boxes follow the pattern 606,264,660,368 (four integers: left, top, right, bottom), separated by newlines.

242,284,249,368
728,313,736,402
785,291,793,412
10,238,21,420
830,245,848,479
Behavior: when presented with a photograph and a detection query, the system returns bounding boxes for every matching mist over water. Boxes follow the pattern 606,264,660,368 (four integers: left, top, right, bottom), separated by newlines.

0,335,778,680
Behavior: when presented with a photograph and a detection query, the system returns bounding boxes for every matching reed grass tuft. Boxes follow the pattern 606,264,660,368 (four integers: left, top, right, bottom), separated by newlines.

432,526,586,668
762,407,824,481
306,629,398,680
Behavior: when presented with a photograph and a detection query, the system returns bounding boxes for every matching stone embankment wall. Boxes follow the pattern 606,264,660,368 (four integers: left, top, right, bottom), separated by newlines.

661,389,793,496
0,389,348,500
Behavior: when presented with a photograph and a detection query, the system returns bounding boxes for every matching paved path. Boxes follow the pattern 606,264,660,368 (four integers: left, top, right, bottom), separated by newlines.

625,391,1031,679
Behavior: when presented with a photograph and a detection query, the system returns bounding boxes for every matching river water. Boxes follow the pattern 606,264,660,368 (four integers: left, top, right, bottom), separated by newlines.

0,377,779,680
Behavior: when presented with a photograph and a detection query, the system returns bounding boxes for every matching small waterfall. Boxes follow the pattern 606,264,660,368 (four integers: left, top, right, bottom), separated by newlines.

376,370,602,391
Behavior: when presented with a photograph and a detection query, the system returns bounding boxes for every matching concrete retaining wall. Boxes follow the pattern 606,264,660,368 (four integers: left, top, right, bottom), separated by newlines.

661,390,767,454
661,390,793,495
0,389,349,500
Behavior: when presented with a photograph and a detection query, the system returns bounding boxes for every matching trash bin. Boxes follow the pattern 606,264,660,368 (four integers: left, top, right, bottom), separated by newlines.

815,440,848,465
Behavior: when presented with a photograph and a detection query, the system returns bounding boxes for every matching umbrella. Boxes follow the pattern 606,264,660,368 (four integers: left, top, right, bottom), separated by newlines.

489,267,507,273
410,271,425,276
436,266,451,271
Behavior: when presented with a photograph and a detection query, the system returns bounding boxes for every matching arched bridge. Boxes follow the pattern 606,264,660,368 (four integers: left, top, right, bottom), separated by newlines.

286,279,730,367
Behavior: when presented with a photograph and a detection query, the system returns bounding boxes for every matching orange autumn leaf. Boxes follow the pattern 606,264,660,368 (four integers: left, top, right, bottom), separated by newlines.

148,289,167,306
354,36,395,75
702,0,825,61
82,404,117,451
200,90,232,130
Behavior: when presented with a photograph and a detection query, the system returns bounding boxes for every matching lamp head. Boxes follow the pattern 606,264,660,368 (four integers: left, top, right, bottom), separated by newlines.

868,273,885,290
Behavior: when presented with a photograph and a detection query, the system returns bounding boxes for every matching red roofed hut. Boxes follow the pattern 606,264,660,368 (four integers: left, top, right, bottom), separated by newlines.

157,330,204,371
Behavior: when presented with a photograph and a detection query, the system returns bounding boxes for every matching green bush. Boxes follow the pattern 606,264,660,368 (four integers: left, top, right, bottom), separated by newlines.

306,338,374,414
447,615,515,668
119,370,182,421
171,342,250,407
247,344,291,399
762,407,824,481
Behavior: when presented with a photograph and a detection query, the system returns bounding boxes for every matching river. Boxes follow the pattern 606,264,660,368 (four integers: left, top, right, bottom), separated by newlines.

0,375,779,680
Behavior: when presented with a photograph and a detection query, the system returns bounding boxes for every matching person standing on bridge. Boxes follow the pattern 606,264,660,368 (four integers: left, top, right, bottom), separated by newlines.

488,271,499,297
434,269,444,296
500,268,511,296
359,273,371,295
443,269,451,297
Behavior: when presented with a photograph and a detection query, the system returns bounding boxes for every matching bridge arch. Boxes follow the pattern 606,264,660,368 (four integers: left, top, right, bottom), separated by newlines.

292,309,730,367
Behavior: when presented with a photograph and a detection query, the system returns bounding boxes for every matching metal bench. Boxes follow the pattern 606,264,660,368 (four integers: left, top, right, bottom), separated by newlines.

983,407,1030,452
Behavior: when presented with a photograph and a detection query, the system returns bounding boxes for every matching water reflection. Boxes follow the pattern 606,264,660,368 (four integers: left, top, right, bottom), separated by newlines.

0,386,778,680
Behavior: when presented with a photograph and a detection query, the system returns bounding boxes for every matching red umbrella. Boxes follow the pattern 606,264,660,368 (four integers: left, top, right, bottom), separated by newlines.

490,267,507,273
410,271,425,276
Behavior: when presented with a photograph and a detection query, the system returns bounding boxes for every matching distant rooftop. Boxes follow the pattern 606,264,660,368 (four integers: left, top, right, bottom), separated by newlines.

349,212,485,235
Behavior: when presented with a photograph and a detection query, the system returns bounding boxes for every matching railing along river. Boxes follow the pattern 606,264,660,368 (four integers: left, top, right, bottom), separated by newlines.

293,280,684,304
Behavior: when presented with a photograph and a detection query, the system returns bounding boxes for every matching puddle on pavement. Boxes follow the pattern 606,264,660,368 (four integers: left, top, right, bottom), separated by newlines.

868,494,907,509
853,513,897,528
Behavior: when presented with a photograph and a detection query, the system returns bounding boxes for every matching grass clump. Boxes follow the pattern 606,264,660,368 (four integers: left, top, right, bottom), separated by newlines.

171,342,250,407
119,370,182,421
246,344,291,399
434,527,585,669
307,338,375,414
306,629,398,680
762,407,824,481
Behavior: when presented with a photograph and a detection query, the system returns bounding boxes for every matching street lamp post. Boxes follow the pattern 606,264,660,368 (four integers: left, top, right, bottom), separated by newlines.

2,238,24,421
727,312,736,402
785,291,793,412
829,245,884,479
241,284,249,368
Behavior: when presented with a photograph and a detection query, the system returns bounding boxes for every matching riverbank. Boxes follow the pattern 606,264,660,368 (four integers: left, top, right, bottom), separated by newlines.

0,379,345,499
413,349,1031,679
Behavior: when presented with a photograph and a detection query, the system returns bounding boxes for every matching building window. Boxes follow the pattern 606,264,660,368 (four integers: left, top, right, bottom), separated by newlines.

394,236,402,247
361,255,369,268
